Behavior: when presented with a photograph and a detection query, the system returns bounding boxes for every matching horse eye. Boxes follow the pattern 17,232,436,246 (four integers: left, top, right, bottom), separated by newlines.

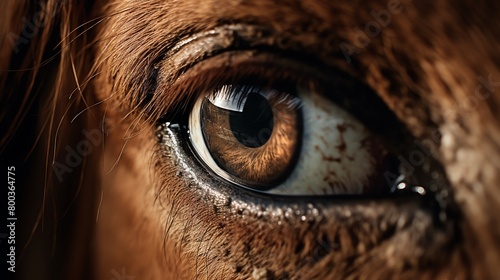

187,83,394,195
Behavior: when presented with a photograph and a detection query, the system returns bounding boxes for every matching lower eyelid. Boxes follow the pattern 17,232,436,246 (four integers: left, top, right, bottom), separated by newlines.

158,120,444,205
154,110,464,277
156,122,457,264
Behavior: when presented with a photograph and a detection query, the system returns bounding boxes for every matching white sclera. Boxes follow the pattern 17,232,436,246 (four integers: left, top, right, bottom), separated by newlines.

268,88,377,195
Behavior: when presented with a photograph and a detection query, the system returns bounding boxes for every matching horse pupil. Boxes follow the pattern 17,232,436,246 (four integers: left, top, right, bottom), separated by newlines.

229,93,274,148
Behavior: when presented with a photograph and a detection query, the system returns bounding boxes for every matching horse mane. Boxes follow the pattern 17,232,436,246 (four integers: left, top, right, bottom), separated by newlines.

0,1,97,278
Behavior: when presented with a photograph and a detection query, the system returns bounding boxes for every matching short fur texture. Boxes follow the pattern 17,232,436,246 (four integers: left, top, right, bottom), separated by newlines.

1,0,500,279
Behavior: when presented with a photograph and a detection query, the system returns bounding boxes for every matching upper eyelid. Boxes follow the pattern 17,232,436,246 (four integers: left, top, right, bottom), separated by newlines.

128,24,359,122
156,24,350,83
159,24,274,78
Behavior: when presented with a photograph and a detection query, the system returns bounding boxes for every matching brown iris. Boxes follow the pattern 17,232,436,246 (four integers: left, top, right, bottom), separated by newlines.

200,87,301,189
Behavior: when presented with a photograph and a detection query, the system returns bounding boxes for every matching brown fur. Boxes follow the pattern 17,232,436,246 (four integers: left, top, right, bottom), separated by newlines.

2,0,500,279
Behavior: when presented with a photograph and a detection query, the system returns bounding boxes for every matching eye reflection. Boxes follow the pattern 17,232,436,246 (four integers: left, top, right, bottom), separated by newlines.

188,84,394,195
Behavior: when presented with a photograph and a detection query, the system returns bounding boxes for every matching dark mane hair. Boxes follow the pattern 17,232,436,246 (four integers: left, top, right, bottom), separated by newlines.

1,1,98,278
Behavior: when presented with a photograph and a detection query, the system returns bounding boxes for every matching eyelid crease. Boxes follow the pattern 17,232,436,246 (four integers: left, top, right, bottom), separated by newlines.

161,24,273,71
158,23,347,80
145,24,352,119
